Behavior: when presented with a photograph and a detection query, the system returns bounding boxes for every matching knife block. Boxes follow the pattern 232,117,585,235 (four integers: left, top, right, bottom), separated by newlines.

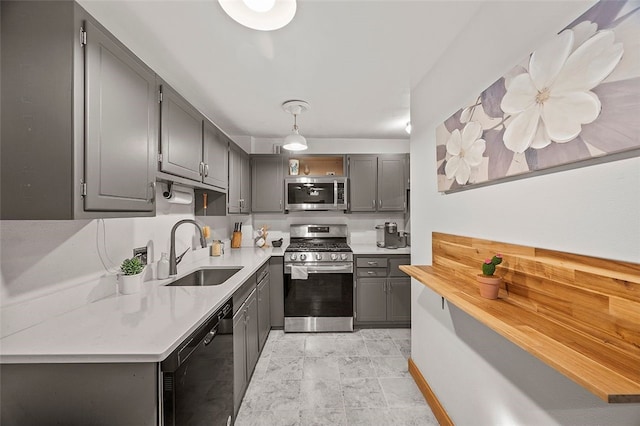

231,231,242,249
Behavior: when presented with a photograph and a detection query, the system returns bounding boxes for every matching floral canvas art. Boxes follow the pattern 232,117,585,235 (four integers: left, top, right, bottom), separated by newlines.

436,0,640,192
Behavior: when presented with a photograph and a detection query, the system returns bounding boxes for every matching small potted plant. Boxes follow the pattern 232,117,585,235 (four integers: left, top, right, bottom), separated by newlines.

476,254,503,299
119,257,145,294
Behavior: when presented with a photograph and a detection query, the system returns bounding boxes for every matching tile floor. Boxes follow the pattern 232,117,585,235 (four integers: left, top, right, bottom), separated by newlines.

235,328,438,426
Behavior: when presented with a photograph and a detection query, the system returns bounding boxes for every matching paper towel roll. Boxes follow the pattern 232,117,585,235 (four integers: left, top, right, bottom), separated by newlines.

164,189,193,205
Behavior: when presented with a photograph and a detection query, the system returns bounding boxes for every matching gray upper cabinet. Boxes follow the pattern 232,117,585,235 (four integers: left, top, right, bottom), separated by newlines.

251,156,285,213
348,154,407,212
378,155,406,211
228,144,251,214
1,1,156,219
84,20,156,213
160,84,203,182
203,121,228,191
159,83,230,193
348,155,378,212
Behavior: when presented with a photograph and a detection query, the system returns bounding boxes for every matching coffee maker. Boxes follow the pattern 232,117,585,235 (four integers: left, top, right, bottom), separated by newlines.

376,222,408,249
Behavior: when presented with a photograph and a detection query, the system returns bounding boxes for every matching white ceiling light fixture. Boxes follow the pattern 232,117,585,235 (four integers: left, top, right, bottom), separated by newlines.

218,0,296,31
282,100,310,152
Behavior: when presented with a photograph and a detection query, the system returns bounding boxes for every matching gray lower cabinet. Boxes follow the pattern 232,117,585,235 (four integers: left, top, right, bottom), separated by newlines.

228,144,251,213
348,154,407,212
257,271,272,351
269,257,285,328
251,155,285,213
0,363,157,425
1,1,156,219
233,289,258,417
233,306,248,416
355,255,411,325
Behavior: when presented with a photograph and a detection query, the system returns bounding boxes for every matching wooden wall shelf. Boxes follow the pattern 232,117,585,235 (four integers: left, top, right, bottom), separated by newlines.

401,233,640,404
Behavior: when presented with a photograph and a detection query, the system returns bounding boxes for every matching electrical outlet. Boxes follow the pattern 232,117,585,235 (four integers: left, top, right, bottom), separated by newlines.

133,247,148,265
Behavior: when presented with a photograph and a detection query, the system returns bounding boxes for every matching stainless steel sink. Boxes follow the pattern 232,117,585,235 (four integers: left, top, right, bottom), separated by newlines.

166,267,243,287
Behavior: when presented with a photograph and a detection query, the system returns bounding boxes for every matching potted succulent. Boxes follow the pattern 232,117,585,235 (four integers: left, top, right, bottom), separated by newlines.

119,257,145,294
476,254,503,299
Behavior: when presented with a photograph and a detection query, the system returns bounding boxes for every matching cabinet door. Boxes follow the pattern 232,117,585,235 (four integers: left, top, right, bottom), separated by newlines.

269,257,285,328
356,278,387,322
388,278,411,323
84,20,156,212
348,155,378,212
377,155,406,211
240,153,252,213
388,256,411,277
245,290,259,378
228,146,242,213
160,84,203,182
203,120,228,190
233,307,247,416
257,275,271,351
251,156,284,213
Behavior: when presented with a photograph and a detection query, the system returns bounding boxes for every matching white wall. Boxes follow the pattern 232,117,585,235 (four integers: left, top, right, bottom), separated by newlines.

410,1,640,425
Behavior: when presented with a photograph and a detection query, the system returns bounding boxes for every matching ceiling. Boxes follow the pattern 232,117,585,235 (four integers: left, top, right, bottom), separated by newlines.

78,0,484,140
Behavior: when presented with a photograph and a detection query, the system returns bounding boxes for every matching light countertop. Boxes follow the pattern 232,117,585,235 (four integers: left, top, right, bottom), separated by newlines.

0,243,404,364
0,246,282,364
349,244,411,255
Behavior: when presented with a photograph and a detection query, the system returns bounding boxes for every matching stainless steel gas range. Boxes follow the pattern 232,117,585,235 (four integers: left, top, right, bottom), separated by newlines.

284,224,354,332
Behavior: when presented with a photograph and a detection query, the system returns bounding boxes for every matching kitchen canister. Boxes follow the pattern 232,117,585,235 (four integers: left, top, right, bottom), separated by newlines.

210,240,224,256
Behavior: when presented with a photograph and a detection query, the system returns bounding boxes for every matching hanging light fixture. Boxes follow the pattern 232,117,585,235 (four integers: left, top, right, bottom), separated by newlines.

218,0,297,31
282,100,310,151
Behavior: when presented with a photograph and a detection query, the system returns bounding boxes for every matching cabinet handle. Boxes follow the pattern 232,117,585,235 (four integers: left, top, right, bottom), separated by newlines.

379,199,383,208
367,271,376,275
367,261,378,266
147,182,156,203
199,162,204,176
384,282,388,293
279,199,282,210
204,164,209,177
372,200,376,209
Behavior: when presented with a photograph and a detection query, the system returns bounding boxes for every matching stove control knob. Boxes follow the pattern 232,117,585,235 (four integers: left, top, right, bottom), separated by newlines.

330,253,338,261
290,253,297,261
300,254,307,261
315,253,322,260
340,253,348,260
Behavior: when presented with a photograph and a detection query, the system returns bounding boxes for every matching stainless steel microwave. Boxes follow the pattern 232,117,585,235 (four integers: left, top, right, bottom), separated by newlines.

285,177,348,211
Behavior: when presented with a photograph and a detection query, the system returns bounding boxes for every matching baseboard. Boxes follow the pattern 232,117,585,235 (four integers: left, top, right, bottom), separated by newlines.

408,358,454,426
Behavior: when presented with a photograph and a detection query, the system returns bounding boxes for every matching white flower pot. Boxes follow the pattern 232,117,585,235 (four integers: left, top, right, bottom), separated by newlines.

119,273,142,295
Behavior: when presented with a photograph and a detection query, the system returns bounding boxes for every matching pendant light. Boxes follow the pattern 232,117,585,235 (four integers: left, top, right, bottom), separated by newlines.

282,100,310,151
218,0,297,31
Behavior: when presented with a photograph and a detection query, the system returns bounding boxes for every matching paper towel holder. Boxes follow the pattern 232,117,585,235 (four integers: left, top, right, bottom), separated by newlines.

162,182,173,199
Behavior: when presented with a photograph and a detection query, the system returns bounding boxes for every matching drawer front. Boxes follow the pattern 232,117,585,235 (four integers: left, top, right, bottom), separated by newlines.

357,268,387,278
388,256,411,277
356,257,388,268
256,262,269,283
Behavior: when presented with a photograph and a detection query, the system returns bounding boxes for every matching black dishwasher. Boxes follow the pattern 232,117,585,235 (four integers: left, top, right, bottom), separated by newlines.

161,299,234,426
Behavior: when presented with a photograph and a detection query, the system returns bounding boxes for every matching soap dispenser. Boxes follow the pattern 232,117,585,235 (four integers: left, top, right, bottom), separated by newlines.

157,253,170,279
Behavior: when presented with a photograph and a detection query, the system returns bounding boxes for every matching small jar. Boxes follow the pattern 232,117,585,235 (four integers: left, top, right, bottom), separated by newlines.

157,253,170,279
210,240,223,257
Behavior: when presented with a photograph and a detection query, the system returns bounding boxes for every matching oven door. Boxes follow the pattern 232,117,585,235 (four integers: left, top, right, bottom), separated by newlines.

283,263,354,332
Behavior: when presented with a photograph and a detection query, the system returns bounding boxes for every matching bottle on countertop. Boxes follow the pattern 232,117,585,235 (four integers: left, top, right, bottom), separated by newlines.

157,252,170,279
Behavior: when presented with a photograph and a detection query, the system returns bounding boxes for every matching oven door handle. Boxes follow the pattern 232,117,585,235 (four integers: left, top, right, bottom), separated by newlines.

285,263,353,274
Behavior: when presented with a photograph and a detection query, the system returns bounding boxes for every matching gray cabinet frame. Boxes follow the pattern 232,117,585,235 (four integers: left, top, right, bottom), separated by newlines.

1,1,156,219
355,255,411,326
251,155,285,213
347,154,408,213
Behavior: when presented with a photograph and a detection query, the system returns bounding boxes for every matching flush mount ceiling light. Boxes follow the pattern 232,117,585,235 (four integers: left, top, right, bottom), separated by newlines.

282,100,310,151
218,0,297,31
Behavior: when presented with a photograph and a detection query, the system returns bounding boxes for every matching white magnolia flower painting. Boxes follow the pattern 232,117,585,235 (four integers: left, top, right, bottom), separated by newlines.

436,0,640,192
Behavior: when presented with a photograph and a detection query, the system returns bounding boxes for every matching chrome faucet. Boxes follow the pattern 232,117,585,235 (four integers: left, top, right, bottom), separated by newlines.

169,219,207,276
